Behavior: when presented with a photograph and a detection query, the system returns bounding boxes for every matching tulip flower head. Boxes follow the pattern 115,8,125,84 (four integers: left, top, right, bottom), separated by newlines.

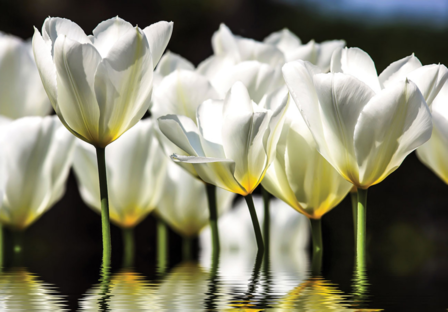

0,116,75,230
158,81,289,196
73,119,167,229
283,57,433,189
0,32,51,118
260,89,353,219
32,16,173,148
156,161,235,238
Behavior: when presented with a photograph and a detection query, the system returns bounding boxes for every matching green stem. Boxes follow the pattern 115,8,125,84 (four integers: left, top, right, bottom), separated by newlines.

98,258,112,310
205,183,220,256
157,218,168,274
244,194,265,254
182,236,193,261
96,147,111,267
262,187,270,255
356,188,368,270
122,227,134,268
350,190,358,244
310,218,323,275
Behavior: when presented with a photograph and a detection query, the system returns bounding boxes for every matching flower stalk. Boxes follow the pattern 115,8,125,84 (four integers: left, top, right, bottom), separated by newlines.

244,194,265,254
205,183,220,256
356,188,368,270
157,218,168,274
96,147,111,267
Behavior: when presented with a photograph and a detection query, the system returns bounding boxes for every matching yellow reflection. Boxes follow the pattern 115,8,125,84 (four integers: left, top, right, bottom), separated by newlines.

274,276,382,311
79,269,159,310
0,268,67,310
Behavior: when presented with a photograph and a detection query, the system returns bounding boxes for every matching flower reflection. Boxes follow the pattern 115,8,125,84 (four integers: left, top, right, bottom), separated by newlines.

79,269,159,311
0,268,66,310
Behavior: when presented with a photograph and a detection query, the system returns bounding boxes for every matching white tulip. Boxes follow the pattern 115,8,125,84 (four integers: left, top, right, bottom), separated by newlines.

264,28,345,71
32,16,173,148
0,116,75,230
73,119,167,229
158,81,289,196
0,32,51,119
416,79,448,183
283,59,432,189
261,89,353,219
156,161,234,238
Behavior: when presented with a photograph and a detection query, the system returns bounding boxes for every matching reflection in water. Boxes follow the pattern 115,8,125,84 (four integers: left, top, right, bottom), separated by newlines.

0,268,67,310
274,277,354,311
352,264,371,309
78,250,382,310
79,268,160,311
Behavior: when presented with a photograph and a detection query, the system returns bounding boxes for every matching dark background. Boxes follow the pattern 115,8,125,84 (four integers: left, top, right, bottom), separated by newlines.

1,0,448,310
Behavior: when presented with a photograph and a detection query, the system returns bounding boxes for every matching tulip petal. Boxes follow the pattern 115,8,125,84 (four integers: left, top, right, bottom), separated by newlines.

53,35,101,144
379,54,422,89
172,154,247,195
282,61,329,164
263,28,302,54
0,34,50,118
312,72,376,183
156,51,195,76
158,114,205,157
197,99,226,158
151,69,219,121
42,17,90,54
94,27,153,146
354,79,432,187
236,37,286,66
416,108,448,184
32,28,58,108
211,61,278,103
90,16,135,58
143,21,173,69
407,64,448,107
196,55,236,82
331,47,381,93
212,24,240,61
315,40,345,72
285,39,316,63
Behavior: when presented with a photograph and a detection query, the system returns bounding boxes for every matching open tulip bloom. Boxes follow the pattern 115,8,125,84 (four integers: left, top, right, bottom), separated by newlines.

32,16,173,261
283,51,436,267
260,89,352,269
158,81,289,252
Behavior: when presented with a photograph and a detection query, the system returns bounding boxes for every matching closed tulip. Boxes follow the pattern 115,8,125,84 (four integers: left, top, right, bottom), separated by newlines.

264,28,345,71
153,51,194,89
158,81,289,252
0,116,75,231
283,57,433,267
73,119,167,266
0,32,51,119
32,16,173,259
